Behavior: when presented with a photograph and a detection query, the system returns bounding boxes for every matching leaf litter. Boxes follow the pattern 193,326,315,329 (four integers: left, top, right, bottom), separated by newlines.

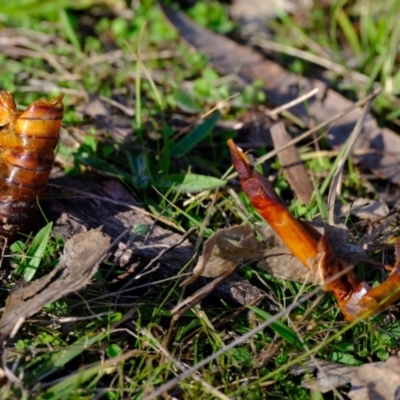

293,355,400,399
0,228,110,344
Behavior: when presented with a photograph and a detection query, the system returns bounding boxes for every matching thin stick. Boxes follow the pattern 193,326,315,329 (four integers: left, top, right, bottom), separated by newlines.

250,36,370,85
226,87,381,181
267,87,319,118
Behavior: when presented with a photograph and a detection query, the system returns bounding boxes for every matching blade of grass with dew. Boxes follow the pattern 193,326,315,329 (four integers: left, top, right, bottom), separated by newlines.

381,19,400,91
58,8,81,51
135,23,145,136
150,186,214,236
359,4,377,51
155,172,226,193
15,222,53,281
309,112,366,214
336,9,362,57
311,174,328,220
43,350,138,399
247,306,302,348
25,331,108,383
135,49,171,176
137,58,163,108
0,0,70,15
329,1,347,60
170,111,220,157
160,123,172,176
126,151,151,189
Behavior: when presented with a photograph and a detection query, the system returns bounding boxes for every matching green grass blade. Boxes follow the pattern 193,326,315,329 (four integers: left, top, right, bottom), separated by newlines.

155,173,226,193
312,174,328,220
248,306,301,347
0,0,69,15
15,222,53,281
135,23,146,134
26,332,107,383
42,349,137,399
58,8,81,51
336,9,362,57
171,111,220,156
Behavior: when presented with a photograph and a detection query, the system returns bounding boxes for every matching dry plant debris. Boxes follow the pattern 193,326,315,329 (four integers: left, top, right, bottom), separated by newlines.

184,220,370,285
0,229,110,343
294,355,400,399
339,198,389,221
186,223,266,281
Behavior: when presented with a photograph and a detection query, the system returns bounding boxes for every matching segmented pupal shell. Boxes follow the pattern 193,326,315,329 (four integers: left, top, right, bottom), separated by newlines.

0,91,64,239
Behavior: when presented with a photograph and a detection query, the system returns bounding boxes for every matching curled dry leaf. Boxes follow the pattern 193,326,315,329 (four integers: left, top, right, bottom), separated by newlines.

339,197,389,221
185,219,369,286
293,355,400,399
184,219,368,287
292,359,369,393
0,228,110,343
348,355,400,400
258,227,311,282
183,224,266,285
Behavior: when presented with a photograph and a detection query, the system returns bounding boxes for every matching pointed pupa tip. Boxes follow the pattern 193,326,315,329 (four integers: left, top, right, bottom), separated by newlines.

227,139,250,164
227,139,253,180
49,94,64,108
31,94,64,109
0,91,17,113
20,93,64,120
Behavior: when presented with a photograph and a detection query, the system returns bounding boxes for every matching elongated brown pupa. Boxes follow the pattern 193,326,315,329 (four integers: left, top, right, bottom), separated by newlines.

228,139,400,321
0,91,64,239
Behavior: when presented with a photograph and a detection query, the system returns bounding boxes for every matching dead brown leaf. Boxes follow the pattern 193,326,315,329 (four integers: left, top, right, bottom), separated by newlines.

339,198,389,221
77,94,132,140
0,228,110,343
183,224,266,285
348,355,400,400
183,221,368,285
182,223,369,285
229,0,298,29
293,359,367,393
293,355,400,399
